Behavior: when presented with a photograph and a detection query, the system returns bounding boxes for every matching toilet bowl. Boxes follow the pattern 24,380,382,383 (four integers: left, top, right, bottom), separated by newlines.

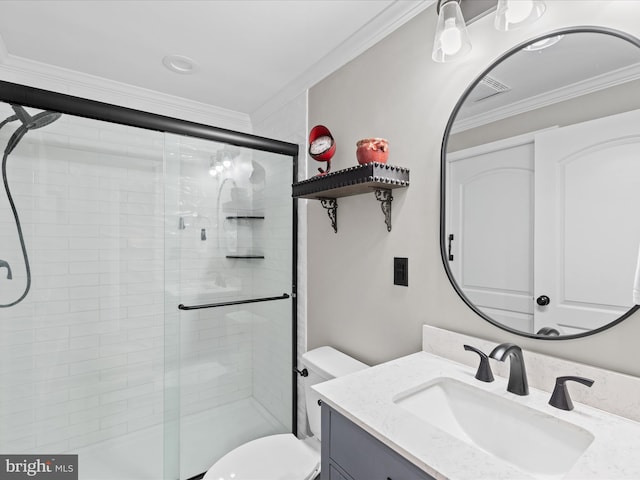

203,346,368,480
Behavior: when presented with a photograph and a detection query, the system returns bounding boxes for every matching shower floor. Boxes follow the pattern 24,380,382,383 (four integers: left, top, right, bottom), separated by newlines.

74,397,285,480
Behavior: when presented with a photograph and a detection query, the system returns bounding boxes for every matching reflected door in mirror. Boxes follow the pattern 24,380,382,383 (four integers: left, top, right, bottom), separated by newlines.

534,108,640,335
447,136,534,332
441,28,640,338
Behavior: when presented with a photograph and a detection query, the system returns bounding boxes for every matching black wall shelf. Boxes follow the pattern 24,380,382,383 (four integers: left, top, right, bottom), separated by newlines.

226,216,265,220
226,255,265,259
292,162,409,233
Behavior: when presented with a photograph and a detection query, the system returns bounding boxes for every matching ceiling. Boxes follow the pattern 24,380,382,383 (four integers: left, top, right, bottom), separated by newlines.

452,30,640,132
0,0,431,116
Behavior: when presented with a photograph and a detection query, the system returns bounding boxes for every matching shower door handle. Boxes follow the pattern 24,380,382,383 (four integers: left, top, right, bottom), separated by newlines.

178,293,290,311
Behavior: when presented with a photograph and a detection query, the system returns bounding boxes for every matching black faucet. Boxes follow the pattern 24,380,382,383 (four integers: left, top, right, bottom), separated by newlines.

0,260,12,280
489,343,529,396
549,376,594,411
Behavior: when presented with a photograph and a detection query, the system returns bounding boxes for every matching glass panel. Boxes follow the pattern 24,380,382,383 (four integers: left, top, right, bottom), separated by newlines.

0,101,294,480
166,133,293,479
163,135,182,480
0,102,166,479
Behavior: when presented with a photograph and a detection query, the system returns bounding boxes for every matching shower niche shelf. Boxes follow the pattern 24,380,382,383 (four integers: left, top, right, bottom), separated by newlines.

225,215,265,221
223,208,265,260
292,162,409,233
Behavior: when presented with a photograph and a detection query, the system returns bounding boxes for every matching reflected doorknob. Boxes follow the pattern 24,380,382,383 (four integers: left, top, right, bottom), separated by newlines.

536,295,550,306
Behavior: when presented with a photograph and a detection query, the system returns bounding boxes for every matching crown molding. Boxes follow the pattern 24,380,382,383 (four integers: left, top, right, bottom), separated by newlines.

0,1,434,133
451,62,640,134
0,52,252,133
251,0,435,125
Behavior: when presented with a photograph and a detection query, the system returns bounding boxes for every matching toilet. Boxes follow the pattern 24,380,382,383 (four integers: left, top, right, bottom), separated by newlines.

203,346,368,480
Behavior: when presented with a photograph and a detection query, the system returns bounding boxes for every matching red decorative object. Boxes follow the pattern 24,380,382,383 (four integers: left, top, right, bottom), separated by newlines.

308,125,335,175
356,138,389,165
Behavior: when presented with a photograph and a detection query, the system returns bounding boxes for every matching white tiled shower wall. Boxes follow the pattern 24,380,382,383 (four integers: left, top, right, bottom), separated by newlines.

252,90,308,435
251,150,295,428
0,110,166,453
168,140,294,477
0,106,295,455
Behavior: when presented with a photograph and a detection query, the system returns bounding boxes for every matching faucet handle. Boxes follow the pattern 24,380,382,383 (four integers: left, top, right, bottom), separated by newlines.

549,376,594,411
463,345,494,383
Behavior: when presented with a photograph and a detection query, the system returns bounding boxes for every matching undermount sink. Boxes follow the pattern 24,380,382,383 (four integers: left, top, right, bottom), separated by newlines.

393,377,594,478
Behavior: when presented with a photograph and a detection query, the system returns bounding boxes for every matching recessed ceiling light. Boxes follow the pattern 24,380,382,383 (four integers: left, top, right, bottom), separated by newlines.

162,54,198,74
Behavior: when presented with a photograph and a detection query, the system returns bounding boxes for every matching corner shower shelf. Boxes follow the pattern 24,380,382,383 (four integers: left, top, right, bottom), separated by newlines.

224,215,265,259
292,162,410,233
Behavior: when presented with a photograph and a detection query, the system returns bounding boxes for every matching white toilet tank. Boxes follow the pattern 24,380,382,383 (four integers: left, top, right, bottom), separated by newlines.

301,346,368,440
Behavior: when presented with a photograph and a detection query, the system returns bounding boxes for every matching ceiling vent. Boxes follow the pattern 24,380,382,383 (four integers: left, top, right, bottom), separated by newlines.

467,75,511,102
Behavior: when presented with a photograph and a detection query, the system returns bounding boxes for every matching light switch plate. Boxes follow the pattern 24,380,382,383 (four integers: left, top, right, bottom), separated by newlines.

394,257,408,286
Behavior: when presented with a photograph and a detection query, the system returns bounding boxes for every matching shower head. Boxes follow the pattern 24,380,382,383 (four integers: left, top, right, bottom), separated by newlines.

4,105,62,156
11,105,61,130
0,114,18,130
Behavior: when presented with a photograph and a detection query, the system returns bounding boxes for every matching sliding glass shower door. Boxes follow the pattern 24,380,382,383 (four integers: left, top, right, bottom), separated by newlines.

164,133,295,479
0,101,168,479
0,85,297,480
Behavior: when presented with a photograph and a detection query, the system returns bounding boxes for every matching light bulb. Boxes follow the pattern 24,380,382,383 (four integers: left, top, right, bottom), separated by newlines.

222,158,232,168
440,18,462,55
215,163,224,173
506,0,533,24
432,0,472,63
495,0,545,31
209,167,218,177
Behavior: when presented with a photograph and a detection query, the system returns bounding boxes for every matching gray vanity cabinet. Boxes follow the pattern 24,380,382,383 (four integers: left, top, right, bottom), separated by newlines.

321,404,435,480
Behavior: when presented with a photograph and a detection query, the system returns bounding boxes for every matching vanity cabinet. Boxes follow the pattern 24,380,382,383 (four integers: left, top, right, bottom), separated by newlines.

321,404,434,480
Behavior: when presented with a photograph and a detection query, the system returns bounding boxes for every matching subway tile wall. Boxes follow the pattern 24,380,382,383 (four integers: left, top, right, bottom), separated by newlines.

252,90,308,436
0,107,295,455
251,150,294,429
0,109,166,453
172,138,290,422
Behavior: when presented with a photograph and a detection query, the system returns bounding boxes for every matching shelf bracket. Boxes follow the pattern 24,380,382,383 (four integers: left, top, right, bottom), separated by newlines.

320,198,338,233
375,189,393,232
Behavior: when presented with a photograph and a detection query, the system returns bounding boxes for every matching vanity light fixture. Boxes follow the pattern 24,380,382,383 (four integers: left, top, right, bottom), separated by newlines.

432,0,472,63
209,158,224,177
218,146,239,169
495,0,546,31
210,147,239,176
432,0,548,63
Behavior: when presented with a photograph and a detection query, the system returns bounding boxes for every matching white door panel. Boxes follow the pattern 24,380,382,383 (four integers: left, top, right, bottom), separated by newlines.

448,137,534,329
534,109,640,333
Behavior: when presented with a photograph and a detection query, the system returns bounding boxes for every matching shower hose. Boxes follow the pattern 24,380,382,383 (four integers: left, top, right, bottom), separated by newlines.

1,106,62,307
1,115,32,307
1,153,31,307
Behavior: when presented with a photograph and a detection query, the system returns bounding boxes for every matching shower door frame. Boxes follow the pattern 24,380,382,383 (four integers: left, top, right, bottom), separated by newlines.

0,78,300,452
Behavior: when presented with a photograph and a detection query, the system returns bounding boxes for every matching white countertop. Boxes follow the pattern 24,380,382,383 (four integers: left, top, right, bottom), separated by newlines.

313,351,640,480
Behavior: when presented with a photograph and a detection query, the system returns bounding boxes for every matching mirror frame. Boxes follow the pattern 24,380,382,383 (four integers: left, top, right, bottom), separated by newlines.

440,26,640,340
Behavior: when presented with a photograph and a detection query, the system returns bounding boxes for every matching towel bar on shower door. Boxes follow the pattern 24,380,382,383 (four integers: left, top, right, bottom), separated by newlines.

178,293,291,311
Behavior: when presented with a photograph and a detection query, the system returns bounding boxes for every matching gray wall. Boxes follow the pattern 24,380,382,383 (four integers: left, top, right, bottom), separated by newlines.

307,0,640,376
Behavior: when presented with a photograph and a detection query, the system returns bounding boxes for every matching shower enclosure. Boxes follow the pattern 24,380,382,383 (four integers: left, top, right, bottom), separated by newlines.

0,82,298,480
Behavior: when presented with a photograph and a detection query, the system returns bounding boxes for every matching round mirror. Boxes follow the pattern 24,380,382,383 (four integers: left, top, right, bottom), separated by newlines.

441,27,640,339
